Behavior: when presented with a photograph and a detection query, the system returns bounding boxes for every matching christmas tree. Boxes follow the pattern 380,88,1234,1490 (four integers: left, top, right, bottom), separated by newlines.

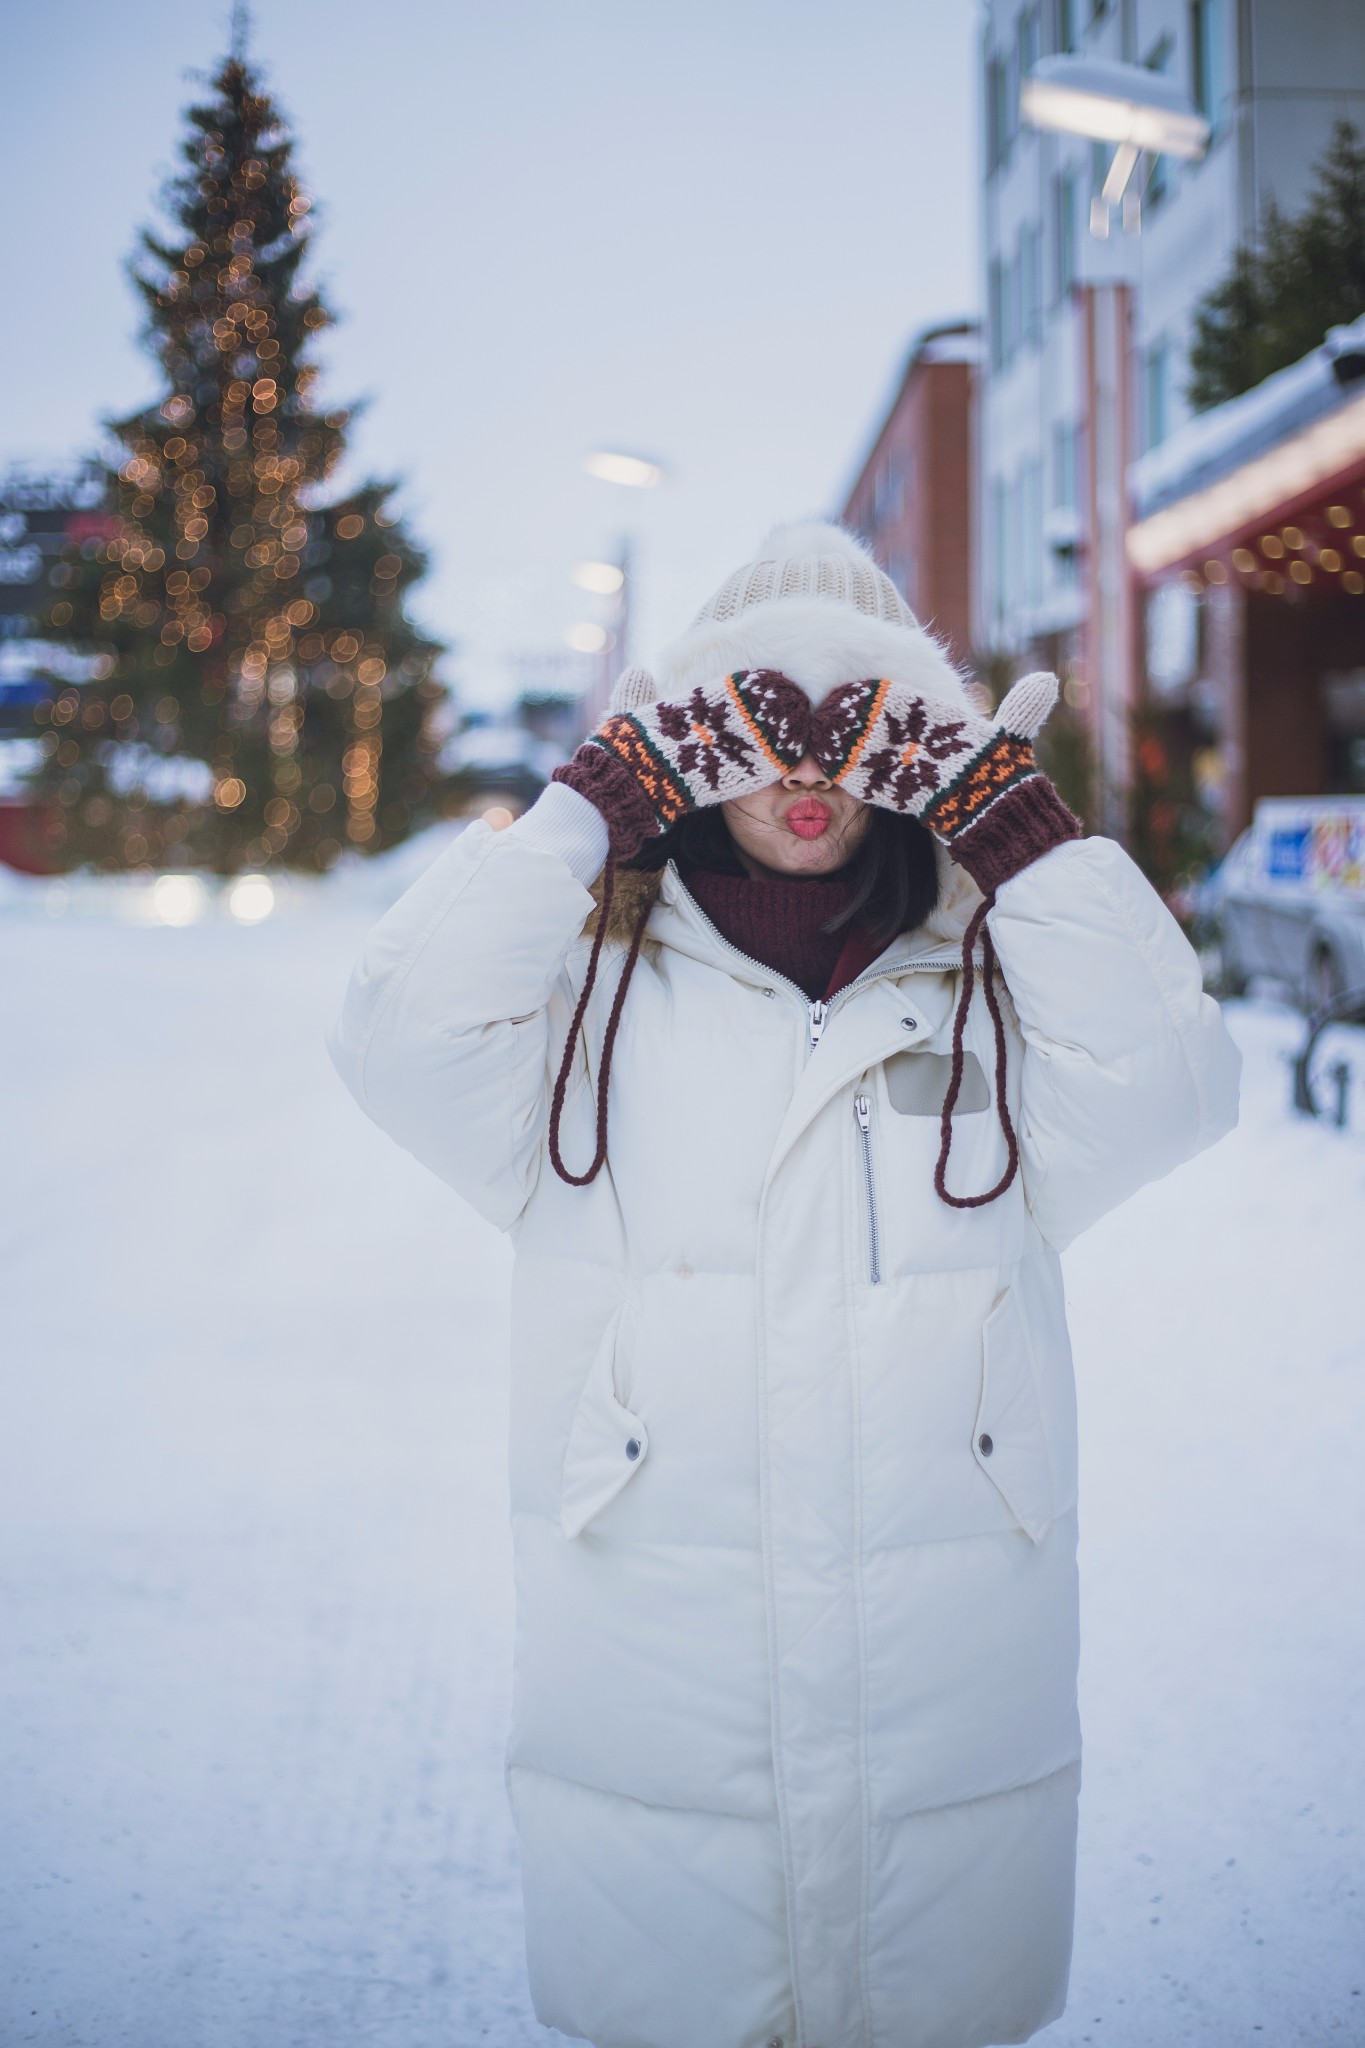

29,19,446,872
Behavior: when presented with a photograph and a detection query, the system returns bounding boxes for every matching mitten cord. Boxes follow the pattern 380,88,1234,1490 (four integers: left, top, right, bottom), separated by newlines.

548,855,651,1187
548,860,1019,1204
934,895,1020,1210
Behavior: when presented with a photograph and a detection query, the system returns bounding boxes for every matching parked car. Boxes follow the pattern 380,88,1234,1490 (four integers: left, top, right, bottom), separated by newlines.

1207,797,1365,1010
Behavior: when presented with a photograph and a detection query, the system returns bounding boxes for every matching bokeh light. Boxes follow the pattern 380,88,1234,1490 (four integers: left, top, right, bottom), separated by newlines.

565,622,609,653
152,874,209,926
228,874,275,924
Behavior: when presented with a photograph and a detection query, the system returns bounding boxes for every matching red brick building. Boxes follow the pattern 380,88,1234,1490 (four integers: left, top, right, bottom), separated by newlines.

841,322,981,665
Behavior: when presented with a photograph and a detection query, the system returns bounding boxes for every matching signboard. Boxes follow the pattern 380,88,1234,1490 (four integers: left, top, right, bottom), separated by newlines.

1254,797,1365,896
0,465,112,720
0,463,109,638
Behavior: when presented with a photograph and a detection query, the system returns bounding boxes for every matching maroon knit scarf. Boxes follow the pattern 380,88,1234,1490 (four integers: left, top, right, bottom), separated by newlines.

685,867,859,1001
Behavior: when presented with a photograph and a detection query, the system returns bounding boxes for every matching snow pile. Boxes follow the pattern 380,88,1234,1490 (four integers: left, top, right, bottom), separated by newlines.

0,902,1359,2045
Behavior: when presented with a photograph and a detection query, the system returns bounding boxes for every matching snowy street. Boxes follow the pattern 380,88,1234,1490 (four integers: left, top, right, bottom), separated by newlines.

2,872,1362,2047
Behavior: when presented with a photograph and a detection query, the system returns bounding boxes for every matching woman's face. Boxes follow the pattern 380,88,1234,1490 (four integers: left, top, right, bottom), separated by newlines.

722,755,874,880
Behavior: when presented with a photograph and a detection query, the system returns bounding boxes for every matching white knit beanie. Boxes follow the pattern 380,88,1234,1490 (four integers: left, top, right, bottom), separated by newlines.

611,520,970,716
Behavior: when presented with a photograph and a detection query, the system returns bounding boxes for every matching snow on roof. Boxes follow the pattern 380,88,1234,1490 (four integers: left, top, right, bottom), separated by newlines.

1131,312,1365,521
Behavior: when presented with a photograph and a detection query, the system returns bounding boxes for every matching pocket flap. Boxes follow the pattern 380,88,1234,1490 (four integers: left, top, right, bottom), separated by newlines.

973,1285,1057,1544
560,1311,649,1540
885,1048,989,1116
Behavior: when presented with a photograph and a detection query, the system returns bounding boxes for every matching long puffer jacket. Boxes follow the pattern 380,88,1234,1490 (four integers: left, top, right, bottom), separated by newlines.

329,817,1240,2048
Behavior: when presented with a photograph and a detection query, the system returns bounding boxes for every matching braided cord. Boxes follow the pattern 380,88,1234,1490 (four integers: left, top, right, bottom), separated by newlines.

933,894,1020,1211
548,857,651,1188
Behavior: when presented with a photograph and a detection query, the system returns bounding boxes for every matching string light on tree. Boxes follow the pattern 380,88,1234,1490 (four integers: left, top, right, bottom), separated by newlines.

26,9,447,873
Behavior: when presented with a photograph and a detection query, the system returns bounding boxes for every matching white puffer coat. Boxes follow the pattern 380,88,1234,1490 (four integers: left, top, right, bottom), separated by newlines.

330,817,1239,2048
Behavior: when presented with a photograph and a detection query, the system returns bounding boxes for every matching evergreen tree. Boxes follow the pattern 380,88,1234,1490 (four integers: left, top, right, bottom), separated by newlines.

29,29,446,872
1188,120,1365,412
1126,705,1215,909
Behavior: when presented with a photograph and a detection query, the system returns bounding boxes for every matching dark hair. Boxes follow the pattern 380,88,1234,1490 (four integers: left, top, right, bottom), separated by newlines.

627,805,940,949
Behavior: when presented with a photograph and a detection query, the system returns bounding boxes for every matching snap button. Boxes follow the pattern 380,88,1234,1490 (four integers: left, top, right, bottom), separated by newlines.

766,2038,784,2048
978,1432,994,1457
762,987,776,998
900,1017,917,1031
625,1438,641,1460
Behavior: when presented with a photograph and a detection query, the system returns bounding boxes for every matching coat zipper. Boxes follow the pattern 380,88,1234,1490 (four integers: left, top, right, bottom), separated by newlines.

853,1092,881,1285
808,999,828,1051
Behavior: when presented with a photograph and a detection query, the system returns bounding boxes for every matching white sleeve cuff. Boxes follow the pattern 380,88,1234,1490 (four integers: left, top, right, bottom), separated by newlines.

505,781,610,887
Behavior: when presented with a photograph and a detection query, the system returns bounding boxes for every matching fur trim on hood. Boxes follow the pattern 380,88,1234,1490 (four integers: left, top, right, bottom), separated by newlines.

648,521,971,714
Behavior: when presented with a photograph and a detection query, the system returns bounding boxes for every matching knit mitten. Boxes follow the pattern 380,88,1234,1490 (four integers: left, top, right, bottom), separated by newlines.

553,667,810,860
810,670,1080,893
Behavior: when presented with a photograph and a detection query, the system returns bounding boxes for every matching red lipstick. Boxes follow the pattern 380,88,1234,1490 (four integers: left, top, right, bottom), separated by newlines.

787,796,832,841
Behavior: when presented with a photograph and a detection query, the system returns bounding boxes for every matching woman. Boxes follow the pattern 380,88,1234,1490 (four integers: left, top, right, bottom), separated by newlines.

330,524,1239,2048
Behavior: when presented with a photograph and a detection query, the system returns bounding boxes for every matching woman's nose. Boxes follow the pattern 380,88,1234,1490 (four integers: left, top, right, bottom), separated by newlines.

781,753,833,792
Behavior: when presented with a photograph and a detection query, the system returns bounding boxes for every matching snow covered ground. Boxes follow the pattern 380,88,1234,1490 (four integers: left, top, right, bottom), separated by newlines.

1,868,1361,2047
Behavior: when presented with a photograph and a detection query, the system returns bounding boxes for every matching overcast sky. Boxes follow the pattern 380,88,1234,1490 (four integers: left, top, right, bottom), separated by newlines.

1,1,979,707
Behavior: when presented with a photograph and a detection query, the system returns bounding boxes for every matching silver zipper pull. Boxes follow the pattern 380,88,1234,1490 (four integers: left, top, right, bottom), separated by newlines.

808,1000,828,1050
853,1093,881,1284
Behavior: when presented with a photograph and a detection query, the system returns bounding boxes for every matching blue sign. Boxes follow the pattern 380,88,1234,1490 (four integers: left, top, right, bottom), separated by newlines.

1265,825,1311,883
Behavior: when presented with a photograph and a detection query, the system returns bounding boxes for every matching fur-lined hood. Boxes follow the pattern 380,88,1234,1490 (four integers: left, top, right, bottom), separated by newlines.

647,520,972,715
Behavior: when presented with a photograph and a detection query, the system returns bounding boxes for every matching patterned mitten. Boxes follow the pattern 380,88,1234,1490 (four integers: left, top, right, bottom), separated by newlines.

553,667,810,860
810,670,1080,893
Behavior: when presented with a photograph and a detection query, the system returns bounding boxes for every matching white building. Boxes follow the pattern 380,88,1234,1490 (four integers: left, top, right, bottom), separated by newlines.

978,0,1365,667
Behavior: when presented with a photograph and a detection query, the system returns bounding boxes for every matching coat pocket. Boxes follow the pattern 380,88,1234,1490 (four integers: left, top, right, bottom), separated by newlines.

559,1308,650,1540
972,1285,1065,1544
884,1047,989,1116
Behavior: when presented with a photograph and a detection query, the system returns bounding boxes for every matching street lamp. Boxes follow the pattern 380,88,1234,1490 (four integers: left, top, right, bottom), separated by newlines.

583,450,664,490
578,451,669,725
572,560,626,595
566,622,611,654
1022,54,1208,235
1020,55,1208,836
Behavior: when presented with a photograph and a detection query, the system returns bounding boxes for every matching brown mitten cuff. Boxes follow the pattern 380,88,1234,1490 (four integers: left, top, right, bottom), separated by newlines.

946,774,1082,894
552,745,661,862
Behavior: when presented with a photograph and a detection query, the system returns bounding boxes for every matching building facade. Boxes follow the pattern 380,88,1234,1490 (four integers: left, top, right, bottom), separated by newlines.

1130,314,1365,836
977,0,1365,684
841,322,981,666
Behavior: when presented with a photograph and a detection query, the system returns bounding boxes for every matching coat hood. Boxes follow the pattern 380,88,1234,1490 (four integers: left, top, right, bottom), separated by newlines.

647,520,972,713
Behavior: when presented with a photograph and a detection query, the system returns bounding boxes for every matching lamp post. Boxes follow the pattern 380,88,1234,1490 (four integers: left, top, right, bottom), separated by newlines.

1021,55,1208,835
576,450,665,729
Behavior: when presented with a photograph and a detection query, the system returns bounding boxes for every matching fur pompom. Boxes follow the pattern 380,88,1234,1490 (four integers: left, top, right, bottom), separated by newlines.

756,520,878,567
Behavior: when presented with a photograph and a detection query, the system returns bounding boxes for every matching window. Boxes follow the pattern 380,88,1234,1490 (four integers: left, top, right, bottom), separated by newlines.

1052,421,1077,510
1052,167,1078,301
988,257,1005,371
1190,0,1224,131
1020,222,1043,346
1144,36,1174,208
887,550,917,610
1004,245,1020,360
985,51,1004,171
1089,138,1109,194
1021,460,1044,606
1017,7,1040,87
998,51,1015,159
986,44,1013,171
874,458,905,524
991,478,1009,624
1144,338,1170,451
